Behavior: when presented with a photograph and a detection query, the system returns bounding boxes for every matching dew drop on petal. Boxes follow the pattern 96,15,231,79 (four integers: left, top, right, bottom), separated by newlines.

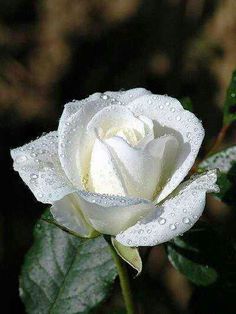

16,155,27,163
30,173,38,179
183,217,191,224
169,224,176,231
158,217,166,225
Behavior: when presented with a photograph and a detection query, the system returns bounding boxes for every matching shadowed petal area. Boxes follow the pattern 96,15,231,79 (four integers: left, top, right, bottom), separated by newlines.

58,99,109,188
51,193,97,237
11,132,74,204
75,190,156,235
127,94,205,202
116,170,219,247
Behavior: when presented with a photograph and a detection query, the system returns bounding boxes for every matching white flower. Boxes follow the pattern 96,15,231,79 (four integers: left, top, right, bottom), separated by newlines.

11,88,219,246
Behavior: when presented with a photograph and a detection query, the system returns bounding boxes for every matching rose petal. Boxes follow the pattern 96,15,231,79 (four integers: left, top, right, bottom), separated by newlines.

11,132,73,203
58,92,102,134
88,137,127,196
104,136,162,199
146,135,179,195
50,193,96,237
58,99,109,188
87,105,146,140
74,190,156,235
58,88,150,134
127,94,205,202
116,170,219,247
104,88,151,105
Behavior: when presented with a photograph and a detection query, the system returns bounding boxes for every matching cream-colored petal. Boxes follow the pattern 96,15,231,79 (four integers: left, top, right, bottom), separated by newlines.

116,170,219,247
11,132,73,204
51,193,97,237
88,137,127,196
105,136,161,199
128,94,205,202
75,190,156,235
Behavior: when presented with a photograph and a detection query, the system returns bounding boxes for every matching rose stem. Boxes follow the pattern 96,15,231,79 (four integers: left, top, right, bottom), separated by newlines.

191,123,230,173
107,239,135,314
205,123,230,157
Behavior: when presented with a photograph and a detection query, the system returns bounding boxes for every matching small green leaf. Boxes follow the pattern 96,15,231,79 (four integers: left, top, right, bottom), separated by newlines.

223,70,236,125
111,238,142,275
180,97,193,111
199,146,236,205
167,223,219,286
20,213,117,314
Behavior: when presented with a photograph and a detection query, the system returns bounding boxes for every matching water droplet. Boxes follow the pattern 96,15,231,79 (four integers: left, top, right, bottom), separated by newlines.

101,94,109,100
169,224,176,231
30,173,38,179
176,116,181,121
158,217,166,225
183,217,191,224
16,155,27,163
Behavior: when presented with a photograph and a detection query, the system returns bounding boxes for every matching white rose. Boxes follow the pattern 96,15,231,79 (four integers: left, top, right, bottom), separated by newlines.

11,88,218,246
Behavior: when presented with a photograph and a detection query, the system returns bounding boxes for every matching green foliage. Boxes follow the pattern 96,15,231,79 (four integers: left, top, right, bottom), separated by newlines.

167,223,218,286
199,146,236,205
180,97,193,111
19,215,117,314
223,70,236,125
167,222,236,288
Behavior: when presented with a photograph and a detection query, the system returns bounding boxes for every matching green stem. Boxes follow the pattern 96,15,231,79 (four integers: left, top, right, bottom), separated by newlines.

108,240,135,314
206,123,230,157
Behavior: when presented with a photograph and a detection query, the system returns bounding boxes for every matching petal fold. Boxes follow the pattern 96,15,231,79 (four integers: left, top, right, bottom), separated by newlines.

75,190,156,235
116,170,219,247
50,193,97,237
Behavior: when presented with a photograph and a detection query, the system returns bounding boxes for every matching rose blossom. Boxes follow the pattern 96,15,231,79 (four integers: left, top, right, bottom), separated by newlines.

11,88,218,246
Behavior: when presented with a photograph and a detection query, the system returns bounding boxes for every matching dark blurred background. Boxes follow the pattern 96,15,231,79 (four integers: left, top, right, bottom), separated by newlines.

1,0,236,313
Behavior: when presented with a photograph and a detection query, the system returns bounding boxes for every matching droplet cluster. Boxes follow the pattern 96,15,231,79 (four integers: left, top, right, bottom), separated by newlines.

11,131,73,203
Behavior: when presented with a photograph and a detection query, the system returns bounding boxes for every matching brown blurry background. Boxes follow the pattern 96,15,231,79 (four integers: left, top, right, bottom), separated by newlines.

1,0,236,313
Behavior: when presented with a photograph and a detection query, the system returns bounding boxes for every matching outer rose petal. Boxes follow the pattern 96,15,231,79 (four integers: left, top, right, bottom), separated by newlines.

51,193,97,237
58,92,101,134
116,170,219,247
103,88,151,105
74,190,156,235
127,93,205,202
11,132,74,203
58,88,150,136
58,99,109,188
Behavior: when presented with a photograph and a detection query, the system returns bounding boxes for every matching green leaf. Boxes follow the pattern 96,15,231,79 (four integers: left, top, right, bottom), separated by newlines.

223,70,236,125
199,146,236,205
20,214,117,314
180,97,193,111
111,238,142,275
167,223,219,286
